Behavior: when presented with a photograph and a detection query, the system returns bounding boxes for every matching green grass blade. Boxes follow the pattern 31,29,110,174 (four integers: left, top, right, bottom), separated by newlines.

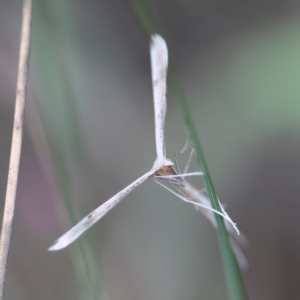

33,3,102,299
129,1,248,299
168,70,248,300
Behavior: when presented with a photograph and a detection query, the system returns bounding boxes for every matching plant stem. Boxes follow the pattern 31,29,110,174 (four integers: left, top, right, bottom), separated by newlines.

168,69,248,300
0,0,32,299
129,1,248,298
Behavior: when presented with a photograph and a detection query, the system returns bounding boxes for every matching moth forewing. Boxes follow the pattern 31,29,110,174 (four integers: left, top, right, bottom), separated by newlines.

150,35,168,159
49,169,158,251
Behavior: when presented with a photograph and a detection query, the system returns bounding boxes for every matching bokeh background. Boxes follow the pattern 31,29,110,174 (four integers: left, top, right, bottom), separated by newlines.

1,0,300,299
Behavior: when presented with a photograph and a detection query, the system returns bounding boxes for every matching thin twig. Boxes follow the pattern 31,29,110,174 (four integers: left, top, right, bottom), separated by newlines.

0,0,32,298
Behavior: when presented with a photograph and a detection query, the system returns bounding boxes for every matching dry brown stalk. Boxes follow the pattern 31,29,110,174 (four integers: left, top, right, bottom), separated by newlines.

0,0,32,298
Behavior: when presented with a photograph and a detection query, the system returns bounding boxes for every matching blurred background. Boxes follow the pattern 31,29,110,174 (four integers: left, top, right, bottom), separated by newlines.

1,0,300,299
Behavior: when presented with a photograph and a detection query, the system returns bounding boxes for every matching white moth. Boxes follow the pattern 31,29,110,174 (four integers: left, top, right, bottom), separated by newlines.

152,152,248,269
49,35,238,252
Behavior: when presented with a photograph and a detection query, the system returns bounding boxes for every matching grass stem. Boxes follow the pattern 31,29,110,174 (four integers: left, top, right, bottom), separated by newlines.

129,1,248,298
0,0,32,299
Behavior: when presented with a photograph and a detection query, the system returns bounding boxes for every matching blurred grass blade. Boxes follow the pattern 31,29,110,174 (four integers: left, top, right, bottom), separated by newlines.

130,1,248,299
130,0,160,36
33,2,103,300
